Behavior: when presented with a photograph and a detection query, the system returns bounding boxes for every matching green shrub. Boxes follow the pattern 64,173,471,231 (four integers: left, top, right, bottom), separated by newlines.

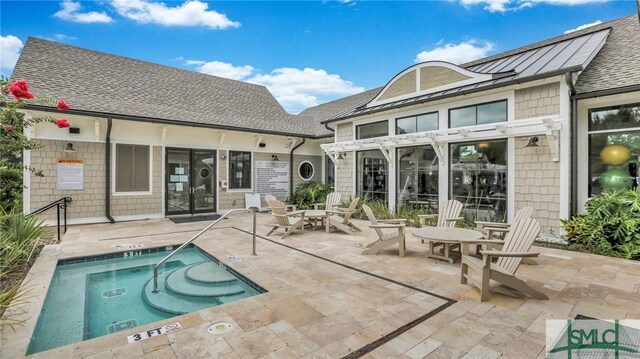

288,181,332,210
0,209,49,276
561,188,640,260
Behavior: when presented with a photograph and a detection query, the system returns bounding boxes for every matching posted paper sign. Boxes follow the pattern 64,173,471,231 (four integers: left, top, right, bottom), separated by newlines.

127,322,182,343
57,158,84,190
255,160,289,197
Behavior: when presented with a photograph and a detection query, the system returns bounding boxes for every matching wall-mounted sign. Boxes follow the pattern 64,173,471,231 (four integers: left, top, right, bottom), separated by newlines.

57,158,84,190
255,160,289,197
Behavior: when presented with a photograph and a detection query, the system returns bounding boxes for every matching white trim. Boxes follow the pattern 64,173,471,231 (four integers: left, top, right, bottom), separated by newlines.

112,142,154,196
322,116,564,153
559,80,571,225
297,160,315,181
369,61,494,107
507,137,515,222
161,146,166,216
226,149,254,191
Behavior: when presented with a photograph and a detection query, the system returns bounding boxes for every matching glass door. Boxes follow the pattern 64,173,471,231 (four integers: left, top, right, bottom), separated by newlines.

192,150,216,213
166,148,216,215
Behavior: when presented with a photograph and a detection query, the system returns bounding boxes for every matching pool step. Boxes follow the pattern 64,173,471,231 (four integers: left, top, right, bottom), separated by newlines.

142,274,221,315
165,265,246,298
185,262,238,284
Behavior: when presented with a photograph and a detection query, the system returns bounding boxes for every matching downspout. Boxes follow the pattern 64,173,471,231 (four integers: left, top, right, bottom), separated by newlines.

289,138,306,195
105,117,115,223
565,73,578,216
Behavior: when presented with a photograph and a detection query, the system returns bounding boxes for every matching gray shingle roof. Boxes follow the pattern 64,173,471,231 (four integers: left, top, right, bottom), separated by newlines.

11,37,329,138
299,87,382,122
573,15,640,95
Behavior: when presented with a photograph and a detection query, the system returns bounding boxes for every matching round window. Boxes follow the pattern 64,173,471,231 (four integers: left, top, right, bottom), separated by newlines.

298,161,314,181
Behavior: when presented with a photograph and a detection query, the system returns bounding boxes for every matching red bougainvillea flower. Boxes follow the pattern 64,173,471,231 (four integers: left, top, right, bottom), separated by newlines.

4,124,15,132
9,80,34,100
57,99,71,110
55,118,71,128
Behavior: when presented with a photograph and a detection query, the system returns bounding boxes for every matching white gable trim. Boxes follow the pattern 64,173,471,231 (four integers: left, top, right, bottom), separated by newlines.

368,61,495,108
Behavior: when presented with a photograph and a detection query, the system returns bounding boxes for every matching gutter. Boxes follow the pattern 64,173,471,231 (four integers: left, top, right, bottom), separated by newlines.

566,73,578,217
23,104,329,140
105,118,115,224
570,84,640,100
289,138,306,195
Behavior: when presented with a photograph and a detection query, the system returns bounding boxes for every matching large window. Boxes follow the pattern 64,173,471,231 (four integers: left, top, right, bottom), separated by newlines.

115,144,150,192
229,151,251,189
450,140,507,222
396,112,438,134
325,156,335,190
397,146,439,210
356,120,388,140
357,150,388,201
588,103,640,196
449,100,507,128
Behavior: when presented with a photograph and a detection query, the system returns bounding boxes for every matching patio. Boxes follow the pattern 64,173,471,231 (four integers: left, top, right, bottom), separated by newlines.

2,213,639,358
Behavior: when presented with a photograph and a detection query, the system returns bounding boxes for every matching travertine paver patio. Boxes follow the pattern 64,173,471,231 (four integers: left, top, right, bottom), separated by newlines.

2,213,639,358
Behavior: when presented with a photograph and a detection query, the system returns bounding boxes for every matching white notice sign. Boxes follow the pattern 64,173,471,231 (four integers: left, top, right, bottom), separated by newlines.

255,160,289,197
57,158,84,190
127,322,182,343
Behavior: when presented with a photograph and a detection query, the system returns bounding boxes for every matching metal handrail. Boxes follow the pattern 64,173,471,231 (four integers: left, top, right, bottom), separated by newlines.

152,208,258,293
29,197,72,242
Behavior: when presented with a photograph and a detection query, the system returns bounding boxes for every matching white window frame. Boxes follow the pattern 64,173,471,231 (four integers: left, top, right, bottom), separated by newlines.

112,143,153,196
226,149,254,192
298,160,315,181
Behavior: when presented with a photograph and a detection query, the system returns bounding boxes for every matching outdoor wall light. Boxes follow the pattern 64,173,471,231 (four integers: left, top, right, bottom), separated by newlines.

272,155,279,161
220,154,228,160
337,153,346,160
63,143,76,153
525,137,539,148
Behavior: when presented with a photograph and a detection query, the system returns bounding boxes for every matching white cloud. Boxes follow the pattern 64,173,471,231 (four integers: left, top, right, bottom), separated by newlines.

249,67,364,113
460,0,512,12
459,0,608,12
188,60,254,80
0,35,23,70
184,59,363,113
564,20,603,33
111,0,240,29
41,33,78,42
54,1,114,23
415,40,495,64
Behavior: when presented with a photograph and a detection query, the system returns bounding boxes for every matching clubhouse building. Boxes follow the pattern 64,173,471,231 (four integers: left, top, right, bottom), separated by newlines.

14,14,640,234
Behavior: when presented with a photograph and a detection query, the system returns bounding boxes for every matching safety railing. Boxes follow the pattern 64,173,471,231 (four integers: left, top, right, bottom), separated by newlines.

29,197,72,242
152,208,257,293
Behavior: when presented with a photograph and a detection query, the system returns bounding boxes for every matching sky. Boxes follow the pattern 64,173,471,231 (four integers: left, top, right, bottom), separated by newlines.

1,1,637,114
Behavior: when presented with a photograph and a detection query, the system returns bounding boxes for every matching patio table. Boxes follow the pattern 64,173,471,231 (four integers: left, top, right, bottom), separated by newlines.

412,227,483,263
304,210,326,230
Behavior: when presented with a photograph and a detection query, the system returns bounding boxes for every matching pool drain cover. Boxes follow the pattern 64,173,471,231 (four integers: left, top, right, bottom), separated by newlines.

208,322,233,335
102,287,127,298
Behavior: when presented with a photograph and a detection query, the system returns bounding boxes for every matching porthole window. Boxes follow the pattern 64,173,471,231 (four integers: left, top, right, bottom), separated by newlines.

298,161,314,181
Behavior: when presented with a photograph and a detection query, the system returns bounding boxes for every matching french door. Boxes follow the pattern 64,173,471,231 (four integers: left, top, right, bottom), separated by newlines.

166,148,216,215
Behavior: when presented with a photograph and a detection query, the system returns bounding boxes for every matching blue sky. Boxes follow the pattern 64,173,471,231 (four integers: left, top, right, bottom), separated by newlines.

1,1,637,113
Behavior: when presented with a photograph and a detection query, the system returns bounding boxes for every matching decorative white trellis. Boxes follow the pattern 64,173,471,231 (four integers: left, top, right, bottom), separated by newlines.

322,115,565,167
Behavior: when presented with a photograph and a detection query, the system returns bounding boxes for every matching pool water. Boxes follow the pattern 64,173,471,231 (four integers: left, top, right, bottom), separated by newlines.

27,246,263,355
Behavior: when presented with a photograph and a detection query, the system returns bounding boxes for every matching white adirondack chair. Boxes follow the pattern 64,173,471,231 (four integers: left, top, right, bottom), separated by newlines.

266,199,306,239
325,197,361,234
459,217,548,302
416,200,464,243
313,192,342,211
361,204,407,257
475,207,534,240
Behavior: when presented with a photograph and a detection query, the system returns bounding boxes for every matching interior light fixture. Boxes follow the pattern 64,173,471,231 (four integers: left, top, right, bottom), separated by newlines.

63,143,76,153
525,137,539,148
